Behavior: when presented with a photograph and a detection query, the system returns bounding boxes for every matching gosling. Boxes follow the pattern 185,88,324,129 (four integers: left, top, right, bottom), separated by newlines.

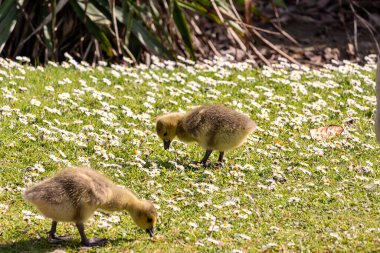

24,167,157,247
156,105,256,165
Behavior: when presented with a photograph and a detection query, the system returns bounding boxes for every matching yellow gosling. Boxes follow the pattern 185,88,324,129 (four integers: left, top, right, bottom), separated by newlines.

156,105,256,165
24,167,157,247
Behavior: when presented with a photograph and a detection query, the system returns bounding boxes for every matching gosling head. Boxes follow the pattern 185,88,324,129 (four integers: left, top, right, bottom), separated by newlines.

156,113,183,150
130,200,158,238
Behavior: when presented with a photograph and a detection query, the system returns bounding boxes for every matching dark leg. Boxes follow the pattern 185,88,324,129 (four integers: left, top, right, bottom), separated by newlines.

76,223,107,247
48,220,73,243
218,152,224,163
215,151,225,167
200,150,212,165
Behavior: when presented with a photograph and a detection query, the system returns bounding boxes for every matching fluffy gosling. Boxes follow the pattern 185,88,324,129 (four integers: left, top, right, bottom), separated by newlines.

156,105,256,165
24,167,157,247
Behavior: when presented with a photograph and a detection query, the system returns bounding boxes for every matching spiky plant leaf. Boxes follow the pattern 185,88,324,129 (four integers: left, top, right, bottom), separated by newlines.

178,1,221,24
172,0,195,60
0,0,23,53
116,2,172,59
69,0,113,57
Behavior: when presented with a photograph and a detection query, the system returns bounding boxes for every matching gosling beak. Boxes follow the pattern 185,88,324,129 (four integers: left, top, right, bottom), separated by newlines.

163,140,171,150
146,228,154,238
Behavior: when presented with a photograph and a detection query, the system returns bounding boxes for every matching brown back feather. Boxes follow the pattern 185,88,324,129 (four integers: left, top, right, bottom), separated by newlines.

182,105,255,139
24,167,114,207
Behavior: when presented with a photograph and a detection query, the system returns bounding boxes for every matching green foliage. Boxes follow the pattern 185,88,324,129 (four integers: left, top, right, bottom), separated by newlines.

172,0,195,60
0,0,23,52
0,0,257,63
69,0,114,57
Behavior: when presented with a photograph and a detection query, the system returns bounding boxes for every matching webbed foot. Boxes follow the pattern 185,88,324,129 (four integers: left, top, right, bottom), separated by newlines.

215,161,225,168
188,161,201,169
81,237,108,247
190,160,213,167
48,234,73,243
201,161,213,167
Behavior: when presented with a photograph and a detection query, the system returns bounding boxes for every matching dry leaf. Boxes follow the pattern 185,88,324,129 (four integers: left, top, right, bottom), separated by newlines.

310,125,344,141
152,235,166,242
244,0,254,24
49,250,66,253
324,47,340,61
347,43,355,56
273,139,289,146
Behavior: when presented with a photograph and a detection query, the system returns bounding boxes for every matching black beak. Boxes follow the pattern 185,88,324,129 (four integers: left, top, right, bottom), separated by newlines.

146,228,154,238
163,140,171,150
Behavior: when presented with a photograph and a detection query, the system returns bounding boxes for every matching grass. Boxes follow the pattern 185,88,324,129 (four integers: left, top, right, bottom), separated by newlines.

0,55,379,252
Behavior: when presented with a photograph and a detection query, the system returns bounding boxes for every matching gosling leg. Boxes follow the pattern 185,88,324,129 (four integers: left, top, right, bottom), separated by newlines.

218,152,224,162
200,150,212,166
216,151,225,167
76,223,108,247
48,220,73,243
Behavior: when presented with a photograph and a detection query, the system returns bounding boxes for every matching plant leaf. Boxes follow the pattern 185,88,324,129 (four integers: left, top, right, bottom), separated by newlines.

43,25,53,55
273,0,286,7
148,0,173,46
115,3,172,59
172,0,195,60
18,0,68,48
130,19,172,59
69,0,113,57
0,0,24,53
178,1,221,24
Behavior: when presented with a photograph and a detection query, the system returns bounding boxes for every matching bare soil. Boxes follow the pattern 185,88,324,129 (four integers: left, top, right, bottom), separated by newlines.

195,0,380,66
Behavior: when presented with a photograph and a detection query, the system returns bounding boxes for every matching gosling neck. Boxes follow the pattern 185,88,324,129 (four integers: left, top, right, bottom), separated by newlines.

102,186,140,212
170,112,185,125
176,118,195,142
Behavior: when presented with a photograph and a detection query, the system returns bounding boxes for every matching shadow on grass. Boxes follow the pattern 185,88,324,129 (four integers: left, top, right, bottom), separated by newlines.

149,159,176,169
0,238,73,253
152,158,220,170
0,237,136,253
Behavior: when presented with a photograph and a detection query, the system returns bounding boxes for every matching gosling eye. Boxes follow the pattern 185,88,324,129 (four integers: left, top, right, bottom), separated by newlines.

163,132,167,137
147,217,153,223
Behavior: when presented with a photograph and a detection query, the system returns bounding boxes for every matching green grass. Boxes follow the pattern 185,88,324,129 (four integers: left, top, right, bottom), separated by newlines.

0,56,379,252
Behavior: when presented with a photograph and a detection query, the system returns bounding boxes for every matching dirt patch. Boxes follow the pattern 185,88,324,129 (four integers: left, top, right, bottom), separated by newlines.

194,0,380,66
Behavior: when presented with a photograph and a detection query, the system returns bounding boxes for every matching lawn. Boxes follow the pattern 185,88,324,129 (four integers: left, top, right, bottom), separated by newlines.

0,55,379,252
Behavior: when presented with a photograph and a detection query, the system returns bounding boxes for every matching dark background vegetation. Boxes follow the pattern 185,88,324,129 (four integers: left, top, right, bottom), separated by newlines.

0,0,379,66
